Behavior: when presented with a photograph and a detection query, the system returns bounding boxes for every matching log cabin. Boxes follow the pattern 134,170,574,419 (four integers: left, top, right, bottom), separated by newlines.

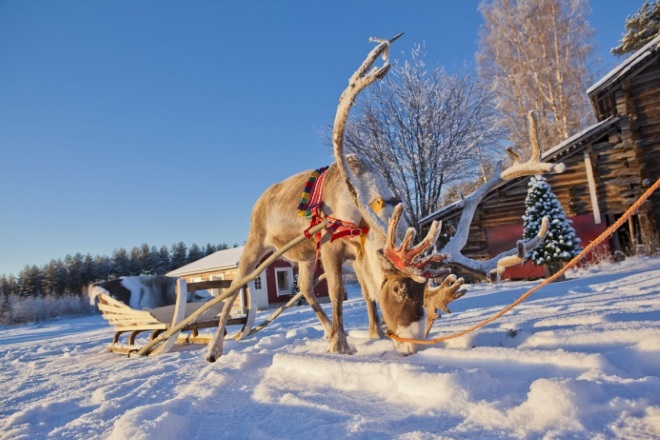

420,35,660,279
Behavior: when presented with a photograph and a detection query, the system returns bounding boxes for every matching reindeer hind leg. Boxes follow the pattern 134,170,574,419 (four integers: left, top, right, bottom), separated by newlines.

297,262,332,338
354,252,385,339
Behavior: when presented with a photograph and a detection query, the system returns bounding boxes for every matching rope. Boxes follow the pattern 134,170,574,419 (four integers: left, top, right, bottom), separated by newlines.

388,175,660,346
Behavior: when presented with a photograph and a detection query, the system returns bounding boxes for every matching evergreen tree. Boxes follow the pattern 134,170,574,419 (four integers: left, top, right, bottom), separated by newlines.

141,245,159,275
0,274,14,297
111,248,130,278
43,259,67,296
155,245,171,275
18,265,43,297
0,240,234,283
5,275,18,296
523,175,581,279
170,242,188,270
204,243,217,257
94,255,112,281
187,243,204,264
65,253,85,295
612,1,660,56
128,246,143,276
81,254,96,288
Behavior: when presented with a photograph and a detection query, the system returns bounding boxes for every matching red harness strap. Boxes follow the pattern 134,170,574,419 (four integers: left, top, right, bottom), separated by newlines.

304,211,369,242
304,208,369,269
301,168,369,267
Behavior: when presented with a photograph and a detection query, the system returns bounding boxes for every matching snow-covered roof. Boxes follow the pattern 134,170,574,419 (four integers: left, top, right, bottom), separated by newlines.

542,115,619,158
587,34,660,97
167,246,244,277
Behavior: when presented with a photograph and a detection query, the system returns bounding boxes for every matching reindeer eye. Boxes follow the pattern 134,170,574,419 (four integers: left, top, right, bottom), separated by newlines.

393,286,400,294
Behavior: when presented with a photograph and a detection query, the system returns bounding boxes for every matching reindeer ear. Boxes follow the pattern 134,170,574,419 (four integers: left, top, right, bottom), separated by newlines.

377,249,403,277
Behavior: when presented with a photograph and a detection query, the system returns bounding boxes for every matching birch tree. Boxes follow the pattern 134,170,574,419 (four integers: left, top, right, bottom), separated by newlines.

343,45,503,227
477,0,595,156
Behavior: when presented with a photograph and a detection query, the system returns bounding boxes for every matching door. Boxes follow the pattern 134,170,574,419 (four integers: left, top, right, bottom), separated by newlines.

248,271,269,309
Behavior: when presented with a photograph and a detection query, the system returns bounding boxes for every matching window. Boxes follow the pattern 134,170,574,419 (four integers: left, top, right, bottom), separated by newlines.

253,275,262,290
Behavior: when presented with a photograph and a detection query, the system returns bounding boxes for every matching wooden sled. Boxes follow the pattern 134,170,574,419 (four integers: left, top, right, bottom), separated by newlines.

96,278,252,355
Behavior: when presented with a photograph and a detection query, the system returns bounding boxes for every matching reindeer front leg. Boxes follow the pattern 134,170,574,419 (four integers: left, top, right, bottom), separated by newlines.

297,261,332,338
354,258,386,339
321,250,353,354
365,298,385,338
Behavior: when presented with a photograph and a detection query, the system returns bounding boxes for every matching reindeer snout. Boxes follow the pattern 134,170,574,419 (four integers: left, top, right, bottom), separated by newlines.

394,340,419,356
391,318,424,355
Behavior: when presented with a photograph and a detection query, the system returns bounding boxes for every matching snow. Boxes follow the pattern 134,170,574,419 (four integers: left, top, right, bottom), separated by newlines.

2,257,660,439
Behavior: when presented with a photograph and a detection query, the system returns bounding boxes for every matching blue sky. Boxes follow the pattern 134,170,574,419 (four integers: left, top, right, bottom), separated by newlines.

0,1,642,276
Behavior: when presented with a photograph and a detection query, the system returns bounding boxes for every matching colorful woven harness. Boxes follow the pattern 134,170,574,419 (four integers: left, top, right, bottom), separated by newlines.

297,166,328,218
297,167,369,264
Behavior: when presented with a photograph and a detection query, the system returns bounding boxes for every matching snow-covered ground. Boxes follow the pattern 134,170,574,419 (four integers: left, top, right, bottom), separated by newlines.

1,257,659,440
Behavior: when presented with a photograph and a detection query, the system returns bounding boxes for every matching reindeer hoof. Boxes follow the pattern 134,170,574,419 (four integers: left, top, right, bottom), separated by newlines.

328,337,353,354
206,355,217,363
369,330,385,340
368,326,386,339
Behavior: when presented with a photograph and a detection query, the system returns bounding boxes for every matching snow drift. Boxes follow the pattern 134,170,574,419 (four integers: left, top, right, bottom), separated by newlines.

1,257,659,439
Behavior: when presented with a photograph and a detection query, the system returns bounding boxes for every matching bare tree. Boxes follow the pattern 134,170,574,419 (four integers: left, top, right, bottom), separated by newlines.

477,0,595,155
343,44,504,227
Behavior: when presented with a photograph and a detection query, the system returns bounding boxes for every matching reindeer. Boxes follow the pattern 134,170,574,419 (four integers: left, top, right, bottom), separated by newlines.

204,35,564,362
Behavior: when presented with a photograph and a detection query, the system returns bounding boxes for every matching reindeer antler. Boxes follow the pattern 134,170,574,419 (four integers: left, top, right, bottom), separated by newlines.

501,111,566,180
383,204,450,283
423,274,467,337
332,34,404,239
433,111,564,282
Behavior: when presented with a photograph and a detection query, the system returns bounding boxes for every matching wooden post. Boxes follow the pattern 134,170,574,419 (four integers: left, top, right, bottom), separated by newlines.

584,151,601,225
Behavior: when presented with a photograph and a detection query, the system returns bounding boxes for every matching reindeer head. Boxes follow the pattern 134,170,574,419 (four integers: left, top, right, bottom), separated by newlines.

373,204,467,354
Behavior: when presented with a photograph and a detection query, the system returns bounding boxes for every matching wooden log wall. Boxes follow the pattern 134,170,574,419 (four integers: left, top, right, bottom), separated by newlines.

626,62,660,238
438,125,642,260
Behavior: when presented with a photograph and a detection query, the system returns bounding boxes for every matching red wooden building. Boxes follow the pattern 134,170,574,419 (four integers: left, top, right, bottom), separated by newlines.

167,246,329,309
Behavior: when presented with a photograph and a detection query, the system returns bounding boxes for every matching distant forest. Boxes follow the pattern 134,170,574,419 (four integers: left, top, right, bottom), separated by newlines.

0,241,236,298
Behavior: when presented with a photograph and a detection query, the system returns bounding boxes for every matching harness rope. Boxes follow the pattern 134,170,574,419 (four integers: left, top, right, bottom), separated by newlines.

388,175,660,346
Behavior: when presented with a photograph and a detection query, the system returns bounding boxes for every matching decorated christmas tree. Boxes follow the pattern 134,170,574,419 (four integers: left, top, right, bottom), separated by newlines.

523,175,581,279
